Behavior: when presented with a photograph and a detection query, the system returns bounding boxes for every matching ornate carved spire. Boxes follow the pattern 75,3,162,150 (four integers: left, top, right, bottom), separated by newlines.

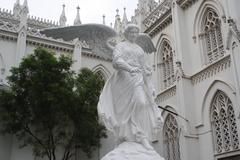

116,9,119,16
59,4,67,26
22,0,29,14
102,14,106,25
14,0,20,8
114,9,121,33
13,0,21,17
122,7,128,30
74,6,81,26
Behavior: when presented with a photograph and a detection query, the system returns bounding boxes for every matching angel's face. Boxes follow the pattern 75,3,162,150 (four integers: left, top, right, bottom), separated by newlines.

126,28,139,43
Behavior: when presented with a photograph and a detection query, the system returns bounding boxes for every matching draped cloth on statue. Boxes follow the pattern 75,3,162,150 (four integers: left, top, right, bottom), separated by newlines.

98,41,162,144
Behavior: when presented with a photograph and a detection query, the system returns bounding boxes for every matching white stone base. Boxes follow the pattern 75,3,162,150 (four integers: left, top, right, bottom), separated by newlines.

101,142,165,160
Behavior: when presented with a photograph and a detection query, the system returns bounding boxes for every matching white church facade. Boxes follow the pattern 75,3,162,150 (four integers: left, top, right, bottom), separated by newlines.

1,0,240,160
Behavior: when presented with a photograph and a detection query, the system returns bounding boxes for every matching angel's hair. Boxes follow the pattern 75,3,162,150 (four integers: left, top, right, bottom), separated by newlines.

123,24,140,38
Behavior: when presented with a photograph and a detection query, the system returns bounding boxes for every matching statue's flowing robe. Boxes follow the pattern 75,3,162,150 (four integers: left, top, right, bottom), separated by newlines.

98,41,162,143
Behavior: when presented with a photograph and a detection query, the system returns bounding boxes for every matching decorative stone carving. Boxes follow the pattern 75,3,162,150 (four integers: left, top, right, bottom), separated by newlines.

155,85,176,103
211,90,239,154
143,0,173,28
200,9,224,64
191,55,231,85
175,61,184,82
163,114,181,160
226,19,240,50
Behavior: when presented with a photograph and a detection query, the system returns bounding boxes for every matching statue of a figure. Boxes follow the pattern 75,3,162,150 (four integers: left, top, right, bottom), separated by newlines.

41,23,164,160
98,24,163,149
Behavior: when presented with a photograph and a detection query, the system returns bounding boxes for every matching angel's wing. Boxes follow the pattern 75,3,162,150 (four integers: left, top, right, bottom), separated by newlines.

135,33,156,54
40,24,118,60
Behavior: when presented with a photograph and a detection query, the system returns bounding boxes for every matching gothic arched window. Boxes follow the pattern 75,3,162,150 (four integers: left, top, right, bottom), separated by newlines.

160,40,174,89
200,9,224,64
210,90,239,154
163,114,181,160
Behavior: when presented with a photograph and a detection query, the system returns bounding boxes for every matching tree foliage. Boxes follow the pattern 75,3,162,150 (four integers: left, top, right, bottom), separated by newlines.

0,48,106,160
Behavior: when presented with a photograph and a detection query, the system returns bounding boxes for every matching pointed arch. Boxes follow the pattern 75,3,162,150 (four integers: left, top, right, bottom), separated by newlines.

210,90,239,154
193,0,226,65
155,34,175,90
92,64,110,82
201,79,236,127
163,113,181,160
193,0,226,37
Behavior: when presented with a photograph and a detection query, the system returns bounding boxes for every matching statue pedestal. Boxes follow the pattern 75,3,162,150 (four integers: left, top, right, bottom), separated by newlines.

101,141,165,160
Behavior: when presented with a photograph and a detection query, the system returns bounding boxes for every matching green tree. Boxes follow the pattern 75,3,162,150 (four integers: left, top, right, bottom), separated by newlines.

0,48,106,160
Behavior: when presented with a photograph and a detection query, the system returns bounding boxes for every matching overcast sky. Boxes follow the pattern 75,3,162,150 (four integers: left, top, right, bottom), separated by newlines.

0,0,138,26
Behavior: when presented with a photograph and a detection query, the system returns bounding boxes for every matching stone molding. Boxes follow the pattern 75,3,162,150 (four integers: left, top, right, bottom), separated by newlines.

176,0,198,10
143,0,173,37
191,55,231,85
155,85,176,103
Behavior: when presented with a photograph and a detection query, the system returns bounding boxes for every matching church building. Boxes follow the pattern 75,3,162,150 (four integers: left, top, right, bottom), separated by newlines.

0,0,240,160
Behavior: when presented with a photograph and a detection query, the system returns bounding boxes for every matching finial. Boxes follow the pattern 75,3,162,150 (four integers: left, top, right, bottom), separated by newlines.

116,9,119,16
103,14,106,25
74,5,81,25
15,0,20,5
13,0,21,16
122,7,128,28
60,4,67,26
22,0,29,13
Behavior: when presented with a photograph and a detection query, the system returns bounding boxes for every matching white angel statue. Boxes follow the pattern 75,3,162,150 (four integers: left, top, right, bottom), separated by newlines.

98,24,163,148
41,23,164,160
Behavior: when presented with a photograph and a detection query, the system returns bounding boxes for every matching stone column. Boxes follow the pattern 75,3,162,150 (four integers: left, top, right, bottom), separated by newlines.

15,26,27,66
15,3,28,66
72,38,82,72
172,1,200,160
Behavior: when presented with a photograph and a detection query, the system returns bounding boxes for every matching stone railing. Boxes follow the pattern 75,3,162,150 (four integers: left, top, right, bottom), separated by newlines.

143,0,172,28
191,55,231,85
176,0,198,9
27,15,58,29
0,19,18,32
0,7,57,29
0,8,15,20
143,0,173,37
155,85,176,103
